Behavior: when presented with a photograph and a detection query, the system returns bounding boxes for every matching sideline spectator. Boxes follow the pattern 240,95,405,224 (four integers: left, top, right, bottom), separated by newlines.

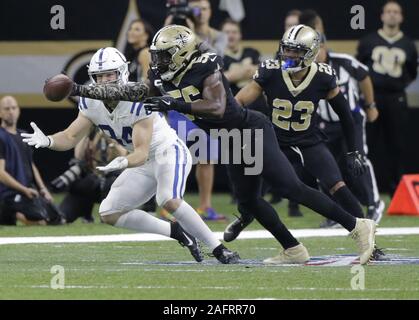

357,0,418,194
0,96,63,225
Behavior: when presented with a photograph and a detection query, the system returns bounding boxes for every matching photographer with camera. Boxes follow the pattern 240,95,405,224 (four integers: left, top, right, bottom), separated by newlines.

165,0,227,56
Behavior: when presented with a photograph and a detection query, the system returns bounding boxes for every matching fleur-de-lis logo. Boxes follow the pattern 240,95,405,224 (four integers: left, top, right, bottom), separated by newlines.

175,33,189,46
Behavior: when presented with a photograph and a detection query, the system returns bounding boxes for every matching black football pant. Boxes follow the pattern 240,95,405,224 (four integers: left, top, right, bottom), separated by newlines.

322,113,379,207
282,140,365,218
366,92,407,194
226,110,356,249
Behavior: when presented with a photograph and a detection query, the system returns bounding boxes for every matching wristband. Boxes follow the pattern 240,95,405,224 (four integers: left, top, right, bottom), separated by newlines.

176,101,192,114
47,136,55,148
365,102,376,110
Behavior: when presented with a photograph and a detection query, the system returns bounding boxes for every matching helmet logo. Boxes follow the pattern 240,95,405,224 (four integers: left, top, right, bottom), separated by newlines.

175,33,189,46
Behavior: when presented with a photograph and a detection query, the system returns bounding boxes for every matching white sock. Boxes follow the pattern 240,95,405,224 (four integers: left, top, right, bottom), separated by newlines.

172,201,221,250
115,209,171,237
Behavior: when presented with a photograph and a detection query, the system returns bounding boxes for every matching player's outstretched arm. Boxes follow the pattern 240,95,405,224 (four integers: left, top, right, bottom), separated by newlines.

71,81,150,102
22,113,94,151
235,80,263,107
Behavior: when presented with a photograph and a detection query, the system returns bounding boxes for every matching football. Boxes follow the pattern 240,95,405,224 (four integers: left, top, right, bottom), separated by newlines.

43,74,73,101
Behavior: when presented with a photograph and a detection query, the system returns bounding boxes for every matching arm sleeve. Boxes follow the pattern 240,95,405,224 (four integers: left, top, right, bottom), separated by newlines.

328,91,357,151
72,81,150,102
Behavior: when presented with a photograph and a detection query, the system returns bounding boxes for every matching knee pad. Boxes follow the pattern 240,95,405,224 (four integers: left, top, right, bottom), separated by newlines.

98,197,123,217
155,192,173,208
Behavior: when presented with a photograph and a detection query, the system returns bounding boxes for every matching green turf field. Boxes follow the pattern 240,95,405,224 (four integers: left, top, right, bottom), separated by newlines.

1,193,419,299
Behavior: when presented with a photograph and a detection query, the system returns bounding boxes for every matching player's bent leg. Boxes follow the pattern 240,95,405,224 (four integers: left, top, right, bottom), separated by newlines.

162,198,239,264
156,140,239,264
226,163,303,260
301,143,365,220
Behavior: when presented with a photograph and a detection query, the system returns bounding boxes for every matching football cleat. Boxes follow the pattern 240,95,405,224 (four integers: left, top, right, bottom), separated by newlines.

223,214,254,242
371,245,386,261
367,200,385,224
263,243,310,265
349,218,377,265
212,244,240,264
197,207,227,221
170,222,203,262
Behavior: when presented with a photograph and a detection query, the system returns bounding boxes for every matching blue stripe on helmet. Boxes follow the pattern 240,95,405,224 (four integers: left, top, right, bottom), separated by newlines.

98,48,105,70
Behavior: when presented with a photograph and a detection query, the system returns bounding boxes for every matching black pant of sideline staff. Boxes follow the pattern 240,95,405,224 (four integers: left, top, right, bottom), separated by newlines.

0,193,64,225
58,173,118,223
367,92,408,195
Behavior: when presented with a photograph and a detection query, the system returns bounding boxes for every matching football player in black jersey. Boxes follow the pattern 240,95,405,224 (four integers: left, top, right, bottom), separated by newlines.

357,0,418,194
234,24,369,229
70,25,377,265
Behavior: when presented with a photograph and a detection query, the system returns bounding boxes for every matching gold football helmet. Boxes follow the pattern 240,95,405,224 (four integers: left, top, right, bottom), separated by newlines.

150,24,199,81
277,24,320,73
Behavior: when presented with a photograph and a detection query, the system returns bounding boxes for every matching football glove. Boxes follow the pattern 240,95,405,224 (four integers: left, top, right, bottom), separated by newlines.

21,122,53,148
347,151,367,177
96,156,128,174
143,96,192,114
143,96,178,113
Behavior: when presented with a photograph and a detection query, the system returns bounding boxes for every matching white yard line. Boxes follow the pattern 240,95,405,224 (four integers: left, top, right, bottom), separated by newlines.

1,227,419,245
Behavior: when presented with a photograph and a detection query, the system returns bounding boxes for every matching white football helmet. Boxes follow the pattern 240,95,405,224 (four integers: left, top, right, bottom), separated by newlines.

87,47,129,84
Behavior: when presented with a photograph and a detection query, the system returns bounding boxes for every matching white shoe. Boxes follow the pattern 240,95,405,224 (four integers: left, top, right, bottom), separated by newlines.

263,243,310,265
349,218,377,265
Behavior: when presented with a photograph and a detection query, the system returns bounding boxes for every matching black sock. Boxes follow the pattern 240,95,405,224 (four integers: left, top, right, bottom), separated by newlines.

296,185,356,231
239,198,299,249
332,187,364,218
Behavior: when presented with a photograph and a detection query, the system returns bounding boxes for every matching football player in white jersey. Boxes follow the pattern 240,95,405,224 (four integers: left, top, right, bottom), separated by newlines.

21,47,239,264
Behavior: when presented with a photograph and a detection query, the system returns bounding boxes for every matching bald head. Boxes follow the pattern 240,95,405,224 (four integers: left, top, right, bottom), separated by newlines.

0,95,20,128
0,96,19,109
